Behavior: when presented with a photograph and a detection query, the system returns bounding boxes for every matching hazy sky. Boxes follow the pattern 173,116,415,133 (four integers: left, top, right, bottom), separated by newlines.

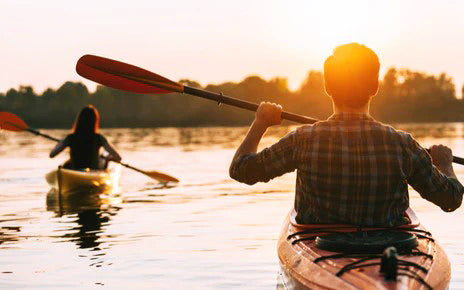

1,0,463,95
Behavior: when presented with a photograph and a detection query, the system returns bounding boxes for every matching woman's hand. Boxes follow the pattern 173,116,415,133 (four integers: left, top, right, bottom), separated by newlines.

255,101,283,128
107,154,122,163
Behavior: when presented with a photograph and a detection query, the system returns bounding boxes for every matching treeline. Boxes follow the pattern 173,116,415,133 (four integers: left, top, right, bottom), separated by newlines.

1,68,463,128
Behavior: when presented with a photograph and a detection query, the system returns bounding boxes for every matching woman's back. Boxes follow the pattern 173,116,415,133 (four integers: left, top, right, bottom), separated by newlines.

50,105,121,170
67,133,105,169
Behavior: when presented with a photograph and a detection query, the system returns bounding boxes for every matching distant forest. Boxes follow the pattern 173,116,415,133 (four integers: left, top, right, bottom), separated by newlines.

1,68,463,128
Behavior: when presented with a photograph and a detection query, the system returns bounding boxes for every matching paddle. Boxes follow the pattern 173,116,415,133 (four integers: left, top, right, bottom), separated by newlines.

0,112,179,183
75,54,464,165
0,112,61,141
76,55,318,124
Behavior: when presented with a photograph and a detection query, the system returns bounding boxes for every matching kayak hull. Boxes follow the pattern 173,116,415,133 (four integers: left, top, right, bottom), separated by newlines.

278,211,450,290
45,165,121,193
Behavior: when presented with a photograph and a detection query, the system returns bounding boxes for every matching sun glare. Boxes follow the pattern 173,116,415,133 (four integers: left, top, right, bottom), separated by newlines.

283,1,395,53
314,3,371,46
275,0,401,89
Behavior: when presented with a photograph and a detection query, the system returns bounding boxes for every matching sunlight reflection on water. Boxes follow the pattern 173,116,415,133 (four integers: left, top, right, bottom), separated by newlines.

0,124,463,289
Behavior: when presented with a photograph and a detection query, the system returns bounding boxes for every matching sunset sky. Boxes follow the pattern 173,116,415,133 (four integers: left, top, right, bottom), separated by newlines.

1,0,463,95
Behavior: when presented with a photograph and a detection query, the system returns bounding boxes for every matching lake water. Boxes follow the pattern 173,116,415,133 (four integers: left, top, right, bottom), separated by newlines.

0,124,464,289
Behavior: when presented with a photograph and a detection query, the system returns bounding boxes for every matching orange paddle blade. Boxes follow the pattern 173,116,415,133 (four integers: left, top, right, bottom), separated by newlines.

76,55,184,94
0,112,28,132
144,170,179,183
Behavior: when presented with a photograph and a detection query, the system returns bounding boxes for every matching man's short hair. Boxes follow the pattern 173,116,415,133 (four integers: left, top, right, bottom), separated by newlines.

324,43,380,108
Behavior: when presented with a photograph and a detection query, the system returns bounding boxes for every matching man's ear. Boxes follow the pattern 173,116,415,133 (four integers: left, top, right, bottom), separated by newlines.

368,79,379,96
324,80,332,96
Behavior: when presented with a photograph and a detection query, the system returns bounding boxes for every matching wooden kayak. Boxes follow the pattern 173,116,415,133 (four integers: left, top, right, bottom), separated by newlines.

45,165,121,193
278,209,450,289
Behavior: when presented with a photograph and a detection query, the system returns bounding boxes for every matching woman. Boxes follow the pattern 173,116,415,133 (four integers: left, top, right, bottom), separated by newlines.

50,105,121,170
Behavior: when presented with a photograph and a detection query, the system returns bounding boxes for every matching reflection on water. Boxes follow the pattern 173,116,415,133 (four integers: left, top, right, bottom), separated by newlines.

46,188,122,268
45,187,122,216
71,209,107,249
0,226,21,245
0,124,464,288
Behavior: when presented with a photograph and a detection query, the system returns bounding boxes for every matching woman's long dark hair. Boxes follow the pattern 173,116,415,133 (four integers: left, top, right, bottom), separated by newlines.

72,105,99,137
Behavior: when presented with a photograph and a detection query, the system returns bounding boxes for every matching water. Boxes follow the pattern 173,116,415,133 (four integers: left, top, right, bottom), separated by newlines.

0,124,464,289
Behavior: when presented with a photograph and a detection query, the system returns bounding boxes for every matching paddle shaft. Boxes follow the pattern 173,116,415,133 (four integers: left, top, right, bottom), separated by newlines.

454,156,464,164
2,120,61,142
26,127,61,142
183,86,318,124
84,65,316,124
118,161,146,174
182,86,464,165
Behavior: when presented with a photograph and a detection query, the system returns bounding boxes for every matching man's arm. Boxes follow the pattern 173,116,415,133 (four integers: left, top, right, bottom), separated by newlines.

407,140,463,212
429,144,456,178
231,102,282,163
230,101,291,185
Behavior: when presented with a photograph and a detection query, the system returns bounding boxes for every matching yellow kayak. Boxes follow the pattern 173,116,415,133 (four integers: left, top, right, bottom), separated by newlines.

45,165,121,193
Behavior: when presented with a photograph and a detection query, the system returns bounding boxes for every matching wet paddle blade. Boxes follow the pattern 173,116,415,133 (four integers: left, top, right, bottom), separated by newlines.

76,55,184,94
0,112,28,132
144,170,179,183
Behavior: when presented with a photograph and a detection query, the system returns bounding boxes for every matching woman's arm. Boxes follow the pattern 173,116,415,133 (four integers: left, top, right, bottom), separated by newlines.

49,137,69,158
102,138,122,162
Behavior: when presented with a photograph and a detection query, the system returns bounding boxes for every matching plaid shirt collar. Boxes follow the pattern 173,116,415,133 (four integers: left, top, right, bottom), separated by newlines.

328,112,373,121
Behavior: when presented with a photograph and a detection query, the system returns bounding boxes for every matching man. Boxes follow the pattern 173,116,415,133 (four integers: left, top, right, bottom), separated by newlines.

229,43,463,226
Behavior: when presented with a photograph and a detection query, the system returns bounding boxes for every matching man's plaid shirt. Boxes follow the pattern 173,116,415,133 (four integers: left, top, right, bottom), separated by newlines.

230,113,464,226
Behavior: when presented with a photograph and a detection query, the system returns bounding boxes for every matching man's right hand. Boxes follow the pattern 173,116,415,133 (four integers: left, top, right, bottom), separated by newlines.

255,101,282,128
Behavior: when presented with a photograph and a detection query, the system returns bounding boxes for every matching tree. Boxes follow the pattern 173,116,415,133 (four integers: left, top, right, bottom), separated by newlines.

294,71,331,119
0,67,462,126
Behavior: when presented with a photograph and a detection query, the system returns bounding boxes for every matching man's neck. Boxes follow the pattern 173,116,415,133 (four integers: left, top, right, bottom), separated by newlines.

333,103,370,115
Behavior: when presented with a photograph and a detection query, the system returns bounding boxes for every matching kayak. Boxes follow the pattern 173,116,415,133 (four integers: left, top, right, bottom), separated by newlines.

45,165,121,193
278,208,450,289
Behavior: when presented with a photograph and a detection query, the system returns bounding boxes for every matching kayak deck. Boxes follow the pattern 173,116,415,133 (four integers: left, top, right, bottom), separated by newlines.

45,165,121,193
278,210,450,289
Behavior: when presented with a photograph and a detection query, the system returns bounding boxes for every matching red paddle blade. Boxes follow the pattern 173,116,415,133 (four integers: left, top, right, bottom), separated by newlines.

76,55,184,94
0,112,28,132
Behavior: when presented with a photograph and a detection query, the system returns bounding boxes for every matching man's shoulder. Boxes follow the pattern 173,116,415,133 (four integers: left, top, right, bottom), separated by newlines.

299,118,414,141
292,118,414,139
370,120,414,139
292,120,346,136
294,124,315,134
